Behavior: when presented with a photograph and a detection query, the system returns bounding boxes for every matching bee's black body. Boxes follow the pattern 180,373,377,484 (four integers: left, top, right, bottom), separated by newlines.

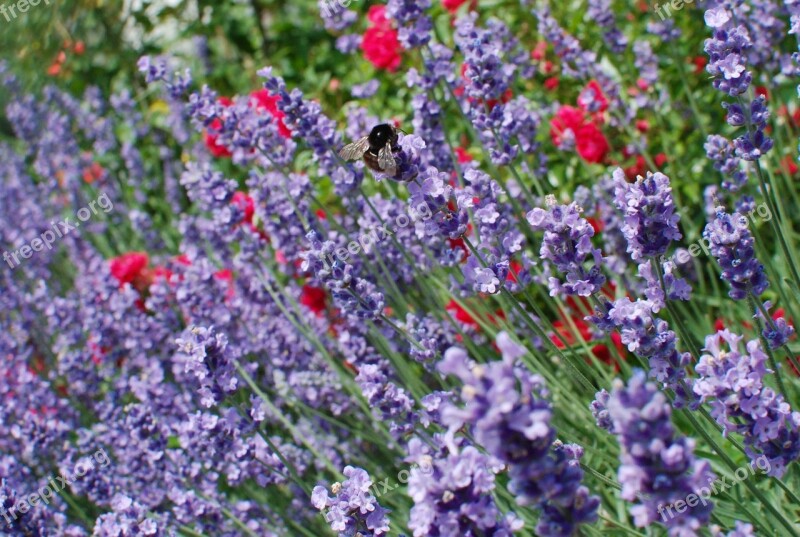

339,123,408,180
366,124,399,155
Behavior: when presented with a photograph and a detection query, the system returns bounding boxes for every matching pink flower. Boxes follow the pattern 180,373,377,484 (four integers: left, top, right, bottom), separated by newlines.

362,6,402,71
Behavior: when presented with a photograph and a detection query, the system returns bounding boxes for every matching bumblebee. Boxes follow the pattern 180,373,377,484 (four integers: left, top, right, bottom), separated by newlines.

339,123,401,179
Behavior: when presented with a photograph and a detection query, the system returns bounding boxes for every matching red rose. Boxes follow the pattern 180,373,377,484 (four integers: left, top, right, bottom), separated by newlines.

249,89,292,138
300,285,328,316
577,80,608,113
455,146,473,163
782,155,799,176
551,316,624,369
550,105,586,147
232,191,255,224
362,6,402,72
204,97,233,158
442,0,476,13
367,5,390,27
109,252,151,291
531,41,547,61
575,122,609,164
214,269,235,300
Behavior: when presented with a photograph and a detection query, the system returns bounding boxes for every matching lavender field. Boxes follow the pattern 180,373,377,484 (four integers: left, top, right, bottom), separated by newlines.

2,0,800,535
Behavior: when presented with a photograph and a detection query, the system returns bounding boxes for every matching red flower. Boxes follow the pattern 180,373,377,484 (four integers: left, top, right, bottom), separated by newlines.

204,97,233,158
550,106,586,147
692,56,708,74
249,89,292,138
82,162,104,184
575,122,609,164
531,41,547,61
755,86,769,100
587,217,604,233
362,6,402,72
455,146,474,163
367,5,391,27
446,299,505,332
109,252,151,289
781,155,799,176
544,77,559,91
73,41,85,55
624,155,647,179
151,265,174,283
214,269,235,300
442,0,476,13
635,120,649,133
232,191,255,224
300,285,328,316
550,316,624,369
505,260,523,283
577,80,608,113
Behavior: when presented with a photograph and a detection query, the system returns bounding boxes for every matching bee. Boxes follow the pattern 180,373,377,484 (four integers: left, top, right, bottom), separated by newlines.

339,123,402,180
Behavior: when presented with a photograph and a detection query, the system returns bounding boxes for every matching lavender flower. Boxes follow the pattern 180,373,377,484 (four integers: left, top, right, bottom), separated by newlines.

588,0,627,53
613,169,682,262
608,371,716,535
694,330,800,477
439,334,600,536
527,196,605,297
405,436,520,536
312,466,390,536
705,135,748,192
175,325,239,408
605,298,694,407
386,0,432,49
590,389,612,431
703,208,768,300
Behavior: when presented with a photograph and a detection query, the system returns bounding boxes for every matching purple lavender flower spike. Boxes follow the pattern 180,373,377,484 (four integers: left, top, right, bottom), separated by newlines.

312,466,390,536
175,325,239,408
590,389,612,431
587,0,627,53
608,370,716,535
405,435,521,536
694,329,800,477
606,298,695,407
527,196,606,298
438,335,600,536
705,134,749,192
703,208,768,300
613,169,682,262
386,0,432,49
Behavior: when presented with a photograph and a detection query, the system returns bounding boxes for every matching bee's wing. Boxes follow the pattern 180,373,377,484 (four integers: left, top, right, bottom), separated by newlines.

378,144,397,177
338,136,370,161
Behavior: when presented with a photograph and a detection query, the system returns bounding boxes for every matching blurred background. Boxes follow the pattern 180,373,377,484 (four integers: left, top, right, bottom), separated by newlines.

0,0,397,136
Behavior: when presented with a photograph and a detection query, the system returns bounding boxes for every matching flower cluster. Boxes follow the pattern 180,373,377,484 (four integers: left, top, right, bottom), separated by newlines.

438,333,600,535
527,197,605,297
312,466,391,536
703,208,768,300
694,330,800,477
607,371,716,535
